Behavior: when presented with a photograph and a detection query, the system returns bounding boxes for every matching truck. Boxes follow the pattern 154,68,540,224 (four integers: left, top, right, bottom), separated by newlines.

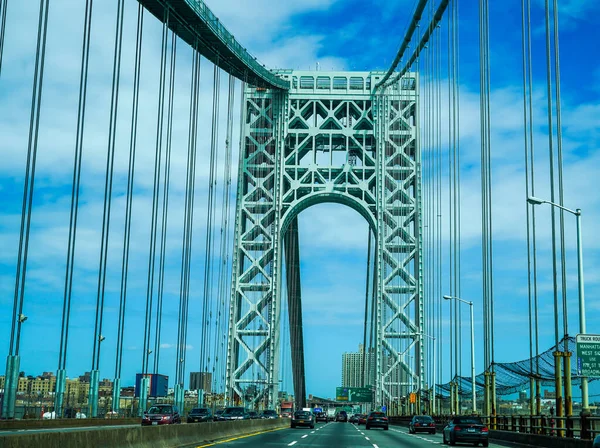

326,407,336,422
280,401,294,418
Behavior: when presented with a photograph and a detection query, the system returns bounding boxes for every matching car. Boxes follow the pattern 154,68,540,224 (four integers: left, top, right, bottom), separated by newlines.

187,407,213,423
358,414,367,425
409,414,436,434
220,406,249,420
248,411,259,419
315,412,328,423
336,410,348,422
443,416,489,446
141,404,181,426
349,414,359,423
260,409,279,419
593,434,600,448
291,410,314,429
365,411,389,430
213,409,225,421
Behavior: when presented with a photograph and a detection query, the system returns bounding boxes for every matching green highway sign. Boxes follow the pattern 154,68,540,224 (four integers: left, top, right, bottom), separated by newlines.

335,387,373,403
576,334,600,378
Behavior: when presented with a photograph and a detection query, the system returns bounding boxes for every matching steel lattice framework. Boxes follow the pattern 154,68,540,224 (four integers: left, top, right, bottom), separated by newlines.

226,71,423,408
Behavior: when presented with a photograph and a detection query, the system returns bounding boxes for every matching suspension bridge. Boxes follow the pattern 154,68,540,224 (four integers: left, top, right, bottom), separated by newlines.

0,0,598,444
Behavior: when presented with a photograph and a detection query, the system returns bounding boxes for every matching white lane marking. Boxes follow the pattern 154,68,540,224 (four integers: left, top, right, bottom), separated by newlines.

301,434,308,438
373,445,379,448
288,442,297,446
311,431,315,433
365,436,370,440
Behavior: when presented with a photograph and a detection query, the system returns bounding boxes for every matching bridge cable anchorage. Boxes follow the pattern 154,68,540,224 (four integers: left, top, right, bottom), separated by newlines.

380,0,450,92
153,29,177,376
115,1,143,383
142,5,169,379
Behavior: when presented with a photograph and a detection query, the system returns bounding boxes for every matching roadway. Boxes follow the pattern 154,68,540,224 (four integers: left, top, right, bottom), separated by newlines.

188,422,505,448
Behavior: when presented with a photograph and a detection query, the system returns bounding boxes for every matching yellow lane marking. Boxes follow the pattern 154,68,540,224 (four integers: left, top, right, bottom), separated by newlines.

195,426,287,447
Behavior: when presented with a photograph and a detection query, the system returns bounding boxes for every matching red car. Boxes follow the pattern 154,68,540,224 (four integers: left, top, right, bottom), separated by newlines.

141,404,181,426
358,414,367,425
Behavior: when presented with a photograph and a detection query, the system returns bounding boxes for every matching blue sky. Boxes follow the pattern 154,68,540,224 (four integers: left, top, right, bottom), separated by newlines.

1,0,599,402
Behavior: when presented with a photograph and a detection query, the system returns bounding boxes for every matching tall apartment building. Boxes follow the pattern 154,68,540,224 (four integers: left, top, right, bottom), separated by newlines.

189,372,212,393
342,344,375,387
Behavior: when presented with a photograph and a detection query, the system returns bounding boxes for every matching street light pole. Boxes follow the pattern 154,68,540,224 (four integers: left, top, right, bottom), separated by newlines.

527,197,588,411
444,295,477,414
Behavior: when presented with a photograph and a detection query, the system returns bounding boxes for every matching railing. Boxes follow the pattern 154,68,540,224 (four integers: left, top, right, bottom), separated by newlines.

482,414,600,440
183,0,289,90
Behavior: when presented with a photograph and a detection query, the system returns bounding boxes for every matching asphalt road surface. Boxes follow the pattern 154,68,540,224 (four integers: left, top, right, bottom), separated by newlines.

190,421,506,448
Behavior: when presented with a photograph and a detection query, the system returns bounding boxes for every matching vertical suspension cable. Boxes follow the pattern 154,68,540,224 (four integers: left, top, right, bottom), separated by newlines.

116,3,143,380
153,31,177,375
10,0,49,357
142,7,169,376
213,74,236,393
92,0,125,373
521,0,535,412
200,63,221,376
0,0,8,75
176,45,201,389
57,0,93,372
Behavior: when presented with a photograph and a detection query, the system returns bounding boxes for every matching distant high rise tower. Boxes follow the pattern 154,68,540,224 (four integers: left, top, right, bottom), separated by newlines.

342,344,375,388
189,372,212,393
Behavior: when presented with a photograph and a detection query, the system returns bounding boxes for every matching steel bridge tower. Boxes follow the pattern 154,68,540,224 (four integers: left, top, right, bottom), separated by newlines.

226,71,423,410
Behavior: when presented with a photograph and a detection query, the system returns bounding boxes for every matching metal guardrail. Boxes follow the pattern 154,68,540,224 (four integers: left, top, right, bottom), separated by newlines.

183,0,289,90
482,414,600,441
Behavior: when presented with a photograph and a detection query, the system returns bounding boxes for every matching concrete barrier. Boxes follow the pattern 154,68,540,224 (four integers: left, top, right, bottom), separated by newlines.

0,417,140,430
0,418,289,448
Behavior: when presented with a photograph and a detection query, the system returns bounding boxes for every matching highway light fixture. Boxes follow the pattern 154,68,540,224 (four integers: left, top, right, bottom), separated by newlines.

99,335,105,342
526,196,587,410
18,314,27,323
443,295,476,414
526,196,545,205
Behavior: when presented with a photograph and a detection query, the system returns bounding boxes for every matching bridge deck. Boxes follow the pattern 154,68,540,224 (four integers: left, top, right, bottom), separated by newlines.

139,0,290,90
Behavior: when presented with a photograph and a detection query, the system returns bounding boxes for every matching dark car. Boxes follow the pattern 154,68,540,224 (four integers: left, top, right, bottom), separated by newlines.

187,407,212,423
593,434,600,448
291,410,315,429
315,412,328,422
443,416,489,446
220,406,249,420
260,409,279,419
336,410,348,422
366,411,388,430
349,414,359,423
213,409,225,421
358,414,367,425
409,414,436,434
141,404,181,426
248,410,259,419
